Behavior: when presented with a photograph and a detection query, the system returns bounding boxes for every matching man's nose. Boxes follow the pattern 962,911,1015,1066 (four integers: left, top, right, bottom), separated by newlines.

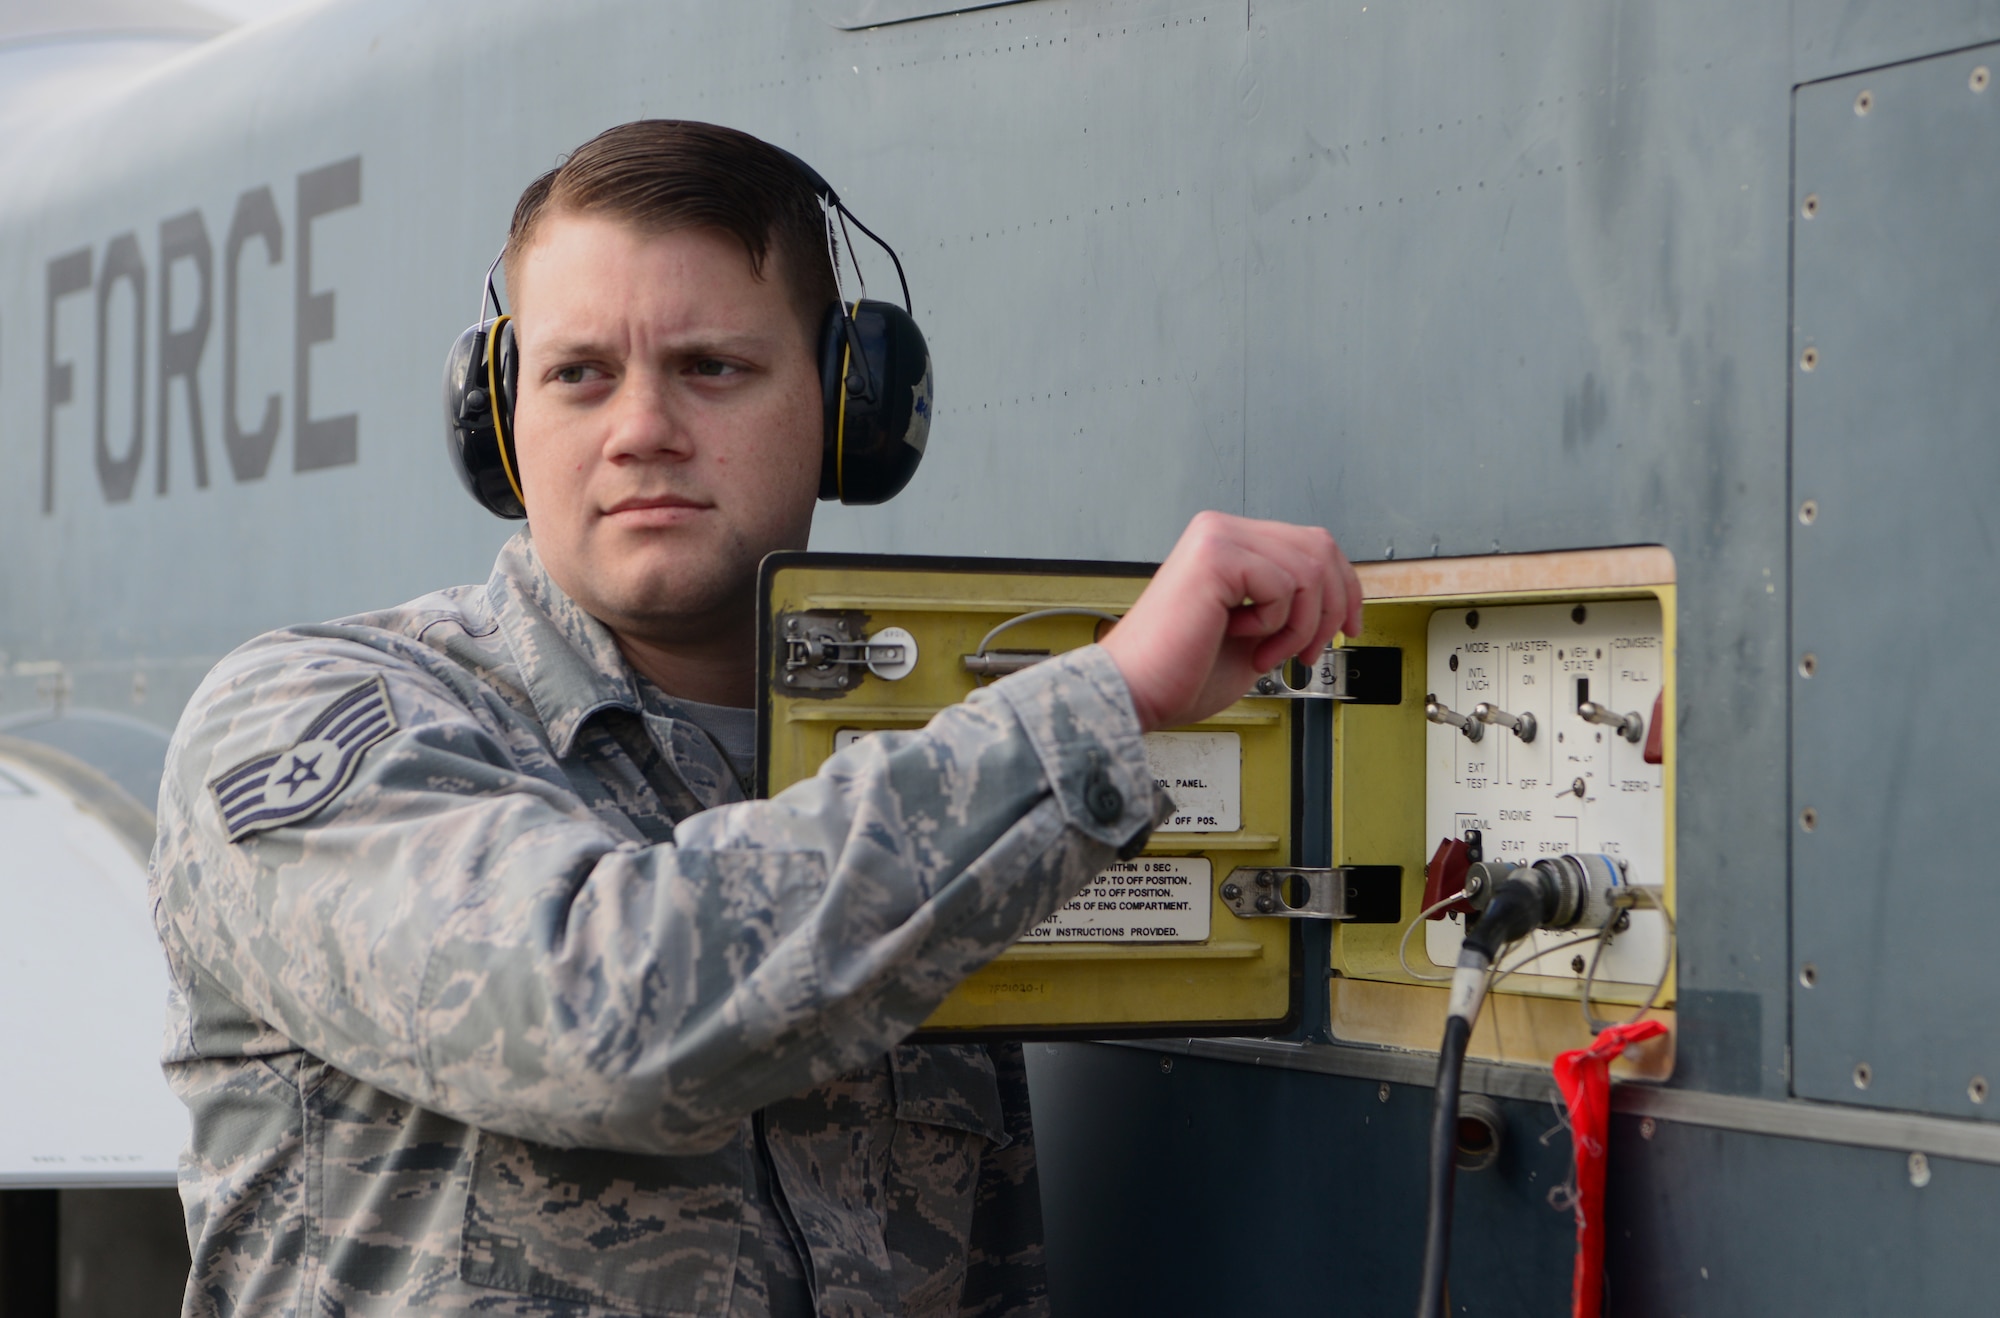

603,369,693,462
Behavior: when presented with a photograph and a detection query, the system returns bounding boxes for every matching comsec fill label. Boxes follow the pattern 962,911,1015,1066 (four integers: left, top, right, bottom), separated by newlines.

1018,857,1213,943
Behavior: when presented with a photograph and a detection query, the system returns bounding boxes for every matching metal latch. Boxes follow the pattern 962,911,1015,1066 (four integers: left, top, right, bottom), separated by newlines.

777,612,918,693
962,650,1048,678
1250,645,1403,705
1220,865,1403,922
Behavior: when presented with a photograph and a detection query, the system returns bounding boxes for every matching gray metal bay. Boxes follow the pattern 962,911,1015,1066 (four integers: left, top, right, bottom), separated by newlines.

1790,41,2000,1119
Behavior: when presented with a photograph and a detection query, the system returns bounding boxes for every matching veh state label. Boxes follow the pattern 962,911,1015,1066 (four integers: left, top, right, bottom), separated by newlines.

1022,856,1212,943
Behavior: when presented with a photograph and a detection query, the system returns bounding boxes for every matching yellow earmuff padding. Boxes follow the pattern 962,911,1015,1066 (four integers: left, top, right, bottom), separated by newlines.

834,302,859,503
486,314,526,509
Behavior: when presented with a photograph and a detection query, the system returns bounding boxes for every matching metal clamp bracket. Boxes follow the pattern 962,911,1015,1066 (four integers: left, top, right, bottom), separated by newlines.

1250,645,1402,705
777,612,916,692
1219,865,1403,922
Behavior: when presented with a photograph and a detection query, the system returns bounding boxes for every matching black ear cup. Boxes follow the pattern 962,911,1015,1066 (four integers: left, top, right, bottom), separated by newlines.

817,299,932,505
443,318,525,519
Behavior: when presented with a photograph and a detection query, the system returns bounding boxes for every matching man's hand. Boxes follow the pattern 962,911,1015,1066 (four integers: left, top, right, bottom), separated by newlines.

1100,511,1364,732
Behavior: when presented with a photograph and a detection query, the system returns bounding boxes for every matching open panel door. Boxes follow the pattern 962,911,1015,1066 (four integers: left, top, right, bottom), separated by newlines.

756,552,1304,1038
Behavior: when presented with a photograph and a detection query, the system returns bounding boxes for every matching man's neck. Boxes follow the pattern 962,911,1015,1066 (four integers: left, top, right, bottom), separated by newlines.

612,624,756,708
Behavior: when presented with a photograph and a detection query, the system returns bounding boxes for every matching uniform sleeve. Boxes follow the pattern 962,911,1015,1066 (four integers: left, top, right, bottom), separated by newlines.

152,637,1164,1156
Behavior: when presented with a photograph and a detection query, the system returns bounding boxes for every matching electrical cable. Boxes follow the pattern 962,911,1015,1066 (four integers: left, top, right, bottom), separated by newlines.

967,608,1125,683
1415,876,1551,1318
1396,890,1472,982
1580,886,1676,1032
1416,1010,1474,1318
1485,931,1604,989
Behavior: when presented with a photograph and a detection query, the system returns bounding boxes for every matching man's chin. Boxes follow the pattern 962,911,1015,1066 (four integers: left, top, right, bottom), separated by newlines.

582,575,758,645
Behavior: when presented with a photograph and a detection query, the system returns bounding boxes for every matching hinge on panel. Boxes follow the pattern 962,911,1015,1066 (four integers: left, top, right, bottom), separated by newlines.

1250,645,1403,704
1220,865,1403,922
776,611,917,693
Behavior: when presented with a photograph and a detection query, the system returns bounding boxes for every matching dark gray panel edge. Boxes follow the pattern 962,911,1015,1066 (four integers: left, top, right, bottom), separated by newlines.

809,0,1031,30
1111,1039,2000,1165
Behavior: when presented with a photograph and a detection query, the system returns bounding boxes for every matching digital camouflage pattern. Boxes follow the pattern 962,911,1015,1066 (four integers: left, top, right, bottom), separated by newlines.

151,533,1168,1317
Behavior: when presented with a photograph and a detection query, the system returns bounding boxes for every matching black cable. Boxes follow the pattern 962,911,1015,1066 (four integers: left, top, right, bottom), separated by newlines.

1463,876,1553,960
1417,1013,1473,1318
1415,874,1550,1318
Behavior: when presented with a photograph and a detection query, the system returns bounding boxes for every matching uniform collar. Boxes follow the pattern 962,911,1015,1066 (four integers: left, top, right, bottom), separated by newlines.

487,532,644,757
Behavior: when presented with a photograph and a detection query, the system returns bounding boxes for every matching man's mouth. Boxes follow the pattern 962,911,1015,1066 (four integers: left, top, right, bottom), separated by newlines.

602,493,713,525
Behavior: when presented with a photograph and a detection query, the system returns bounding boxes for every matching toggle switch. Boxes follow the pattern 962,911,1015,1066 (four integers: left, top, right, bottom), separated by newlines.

1473,702,1537,743
1578,700,1644,744
1425,695,1485,742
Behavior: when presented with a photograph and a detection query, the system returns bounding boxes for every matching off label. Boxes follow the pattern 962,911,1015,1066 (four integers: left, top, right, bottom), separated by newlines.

1021,857,1213,943
1144,731,1241,832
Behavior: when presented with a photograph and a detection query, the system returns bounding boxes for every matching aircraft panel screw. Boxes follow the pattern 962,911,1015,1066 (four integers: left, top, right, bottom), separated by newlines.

1800,806,1819,832
1854,1061,1872,1089
1799,498,1818,524
1800,346,1819,372
1973,66,1990,92
1854,89,1874,115
1971,1076,1989,1103
1800,193,1820,219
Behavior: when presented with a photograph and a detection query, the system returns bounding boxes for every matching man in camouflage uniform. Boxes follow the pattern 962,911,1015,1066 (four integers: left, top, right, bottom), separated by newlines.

151,121,1362,1318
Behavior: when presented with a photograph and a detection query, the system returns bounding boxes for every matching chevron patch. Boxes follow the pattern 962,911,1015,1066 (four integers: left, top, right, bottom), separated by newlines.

209,676,398,842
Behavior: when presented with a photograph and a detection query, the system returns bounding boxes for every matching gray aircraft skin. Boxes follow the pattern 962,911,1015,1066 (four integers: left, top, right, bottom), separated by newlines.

5,0,1999,1313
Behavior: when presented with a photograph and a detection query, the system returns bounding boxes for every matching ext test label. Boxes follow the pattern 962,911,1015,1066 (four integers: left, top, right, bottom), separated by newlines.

1020,857,1213,943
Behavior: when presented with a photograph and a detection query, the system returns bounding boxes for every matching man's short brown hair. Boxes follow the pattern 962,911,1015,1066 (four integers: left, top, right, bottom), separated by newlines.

505,120,838,331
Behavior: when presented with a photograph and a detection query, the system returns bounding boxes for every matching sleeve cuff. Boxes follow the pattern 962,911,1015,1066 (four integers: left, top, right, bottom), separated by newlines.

987,645,1175,853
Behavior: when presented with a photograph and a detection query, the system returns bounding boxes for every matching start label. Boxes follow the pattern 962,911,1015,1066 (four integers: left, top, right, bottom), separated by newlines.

1144,731,1241,832
1020,856,1213,943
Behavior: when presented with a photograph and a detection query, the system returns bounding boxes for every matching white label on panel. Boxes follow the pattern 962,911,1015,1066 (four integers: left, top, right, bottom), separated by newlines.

1020,857,1213,943
1145,731,1241,832
833,728,867,751
1421,600,1669,988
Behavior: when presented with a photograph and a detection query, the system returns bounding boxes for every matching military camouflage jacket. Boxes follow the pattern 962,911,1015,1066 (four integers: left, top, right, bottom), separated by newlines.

151,534,1167,1318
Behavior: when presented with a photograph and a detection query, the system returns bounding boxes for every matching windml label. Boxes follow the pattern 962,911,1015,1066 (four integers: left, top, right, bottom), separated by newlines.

1020,857,1213,943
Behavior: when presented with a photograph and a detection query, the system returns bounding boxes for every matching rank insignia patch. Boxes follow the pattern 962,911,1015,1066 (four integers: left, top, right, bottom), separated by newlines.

209,676,398,842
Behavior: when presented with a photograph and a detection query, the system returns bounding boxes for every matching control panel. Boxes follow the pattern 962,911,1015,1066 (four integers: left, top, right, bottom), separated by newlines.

1421,600,1668,989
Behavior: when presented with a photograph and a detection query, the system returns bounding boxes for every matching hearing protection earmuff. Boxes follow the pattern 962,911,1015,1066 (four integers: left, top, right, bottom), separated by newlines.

443,148,932,519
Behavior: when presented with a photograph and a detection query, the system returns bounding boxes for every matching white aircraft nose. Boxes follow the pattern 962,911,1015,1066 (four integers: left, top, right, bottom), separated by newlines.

0,737,182,1189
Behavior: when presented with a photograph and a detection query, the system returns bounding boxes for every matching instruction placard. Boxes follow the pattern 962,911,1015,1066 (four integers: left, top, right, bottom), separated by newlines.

1020,857,1213,943
1145,731,1241,832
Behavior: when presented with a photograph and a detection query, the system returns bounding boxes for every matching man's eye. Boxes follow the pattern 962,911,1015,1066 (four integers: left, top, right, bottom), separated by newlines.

693,359,734,377
554,366,591,385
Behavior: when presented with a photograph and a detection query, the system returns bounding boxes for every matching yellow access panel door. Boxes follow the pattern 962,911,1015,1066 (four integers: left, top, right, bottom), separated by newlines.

756,552,1299,1037
1329,546,1679,1078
